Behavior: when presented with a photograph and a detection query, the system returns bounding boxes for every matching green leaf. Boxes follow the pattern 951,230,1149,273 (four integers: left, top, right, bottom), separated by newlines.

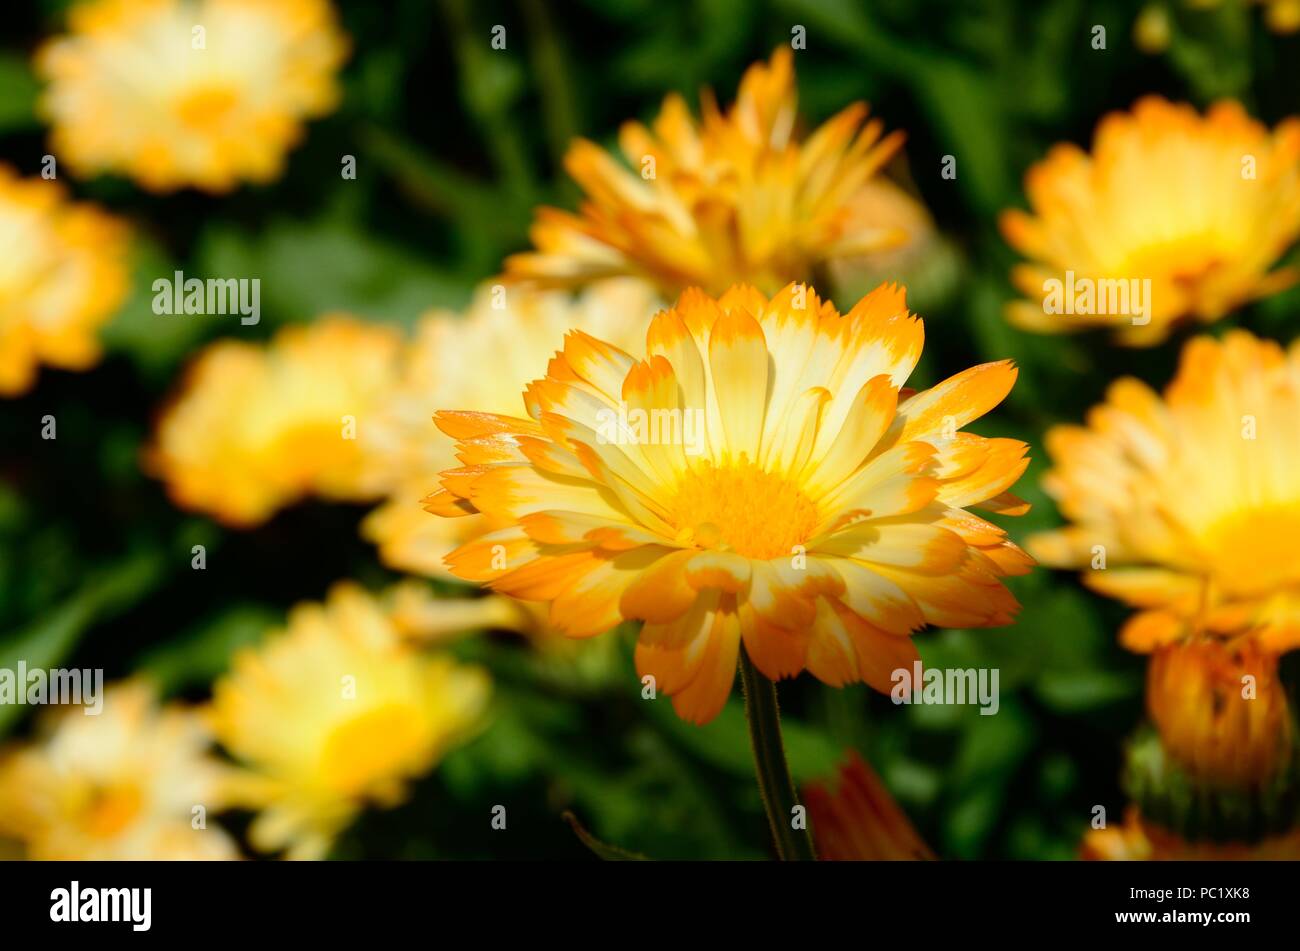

1034,669,1142,713
358,124,532,244
100,236,207,379
645,691,842,783
0,551,162,734
133,604,279,693
0,54,40,133
195,217,472,327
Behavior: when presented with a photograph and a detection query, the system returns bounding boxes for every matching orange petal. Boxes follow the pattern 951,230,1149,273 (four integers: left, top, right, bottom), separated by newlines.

893,360,1018,443
738,600,808,680
667,604,741,725
620,549,701,624
708,306,769,459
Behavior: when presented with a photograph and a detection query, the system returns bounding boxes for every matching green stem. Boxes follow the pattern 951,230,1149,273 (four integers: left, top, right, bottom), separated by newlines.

739,646,817,861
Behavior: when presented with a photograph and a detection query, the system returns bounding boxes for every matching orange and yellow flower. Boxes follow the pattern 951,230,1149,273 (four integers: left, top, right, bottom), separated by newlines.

1001,97,1300,345
504,48,906,297
1146,637,1292,787
36,0,349,193
207,582,491,859
0,680,237,860
361,280,659,582
1029,330,1300,653
804,752,934,860
1083,806,1300,860
146,316,403,527
0,167,130,396
428,281,1032,724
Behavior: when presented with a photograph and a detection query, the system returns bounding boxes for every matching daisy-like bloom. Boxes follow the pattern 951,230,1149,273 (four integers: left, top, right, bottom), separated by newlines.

428,281,1032,724
1029,330,1300,653
1146,637,1292,787
146,317,403,527
0,167,130,396
36,0,348,193
207,582,490,859
1000,97,1300,346
804,752,934,860
1082,807,1300,860
361,279,659,581
0,681,237,860
504,48,906,297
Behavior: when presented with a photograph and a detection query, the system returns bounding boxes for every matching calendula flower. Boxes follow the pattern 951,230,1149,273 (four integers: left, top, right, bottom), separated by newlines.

1029,330,1300,653
1001,97,1300,345
147,317,403,527
361,279,659,581
428,281,1032,724
1146,637,1292,787
504,48,906,297
208,582,490,859
804,752,934,860
0,167,130,396
36,0,349,193
0,681,237,860
1082,806,1300,860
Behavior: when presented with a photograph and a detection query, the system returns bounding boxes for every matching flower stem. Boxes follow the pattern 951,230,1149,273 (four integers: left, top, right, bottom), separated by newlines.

739,645,817,861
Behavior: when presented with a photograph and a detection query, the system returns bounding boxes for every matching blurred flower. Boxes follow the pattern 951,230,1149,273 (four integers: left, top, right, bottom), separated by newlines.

804,752,934,860
208,582,490,860
825,178,937,285
381,578,527,645
0,680,237,860
1146,637,1292,787
1133,5,1174,52
361,279,659,582
428,281,1031,724
504,48,907,297
1265,0,1300,31
146,316,403,527
1136,1,1300,50
1029,330,1300,653
0,166,130,396
36,0,349,193
1082,806,1300,860
1000,97,1300,345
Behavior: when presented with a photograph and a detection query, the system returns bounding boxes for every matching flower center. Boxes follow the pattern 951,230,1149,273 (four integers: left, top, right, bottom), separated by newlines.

320,704,424,796
77,783,144,839
1204,506,1300,596
174,86,240,128
269,421,360,489
670,457,818,560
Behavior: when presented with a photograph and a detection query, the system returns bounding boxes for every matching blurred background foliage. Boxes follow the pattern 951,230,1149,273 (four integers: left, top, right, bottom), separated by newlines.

2,0,1299,859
